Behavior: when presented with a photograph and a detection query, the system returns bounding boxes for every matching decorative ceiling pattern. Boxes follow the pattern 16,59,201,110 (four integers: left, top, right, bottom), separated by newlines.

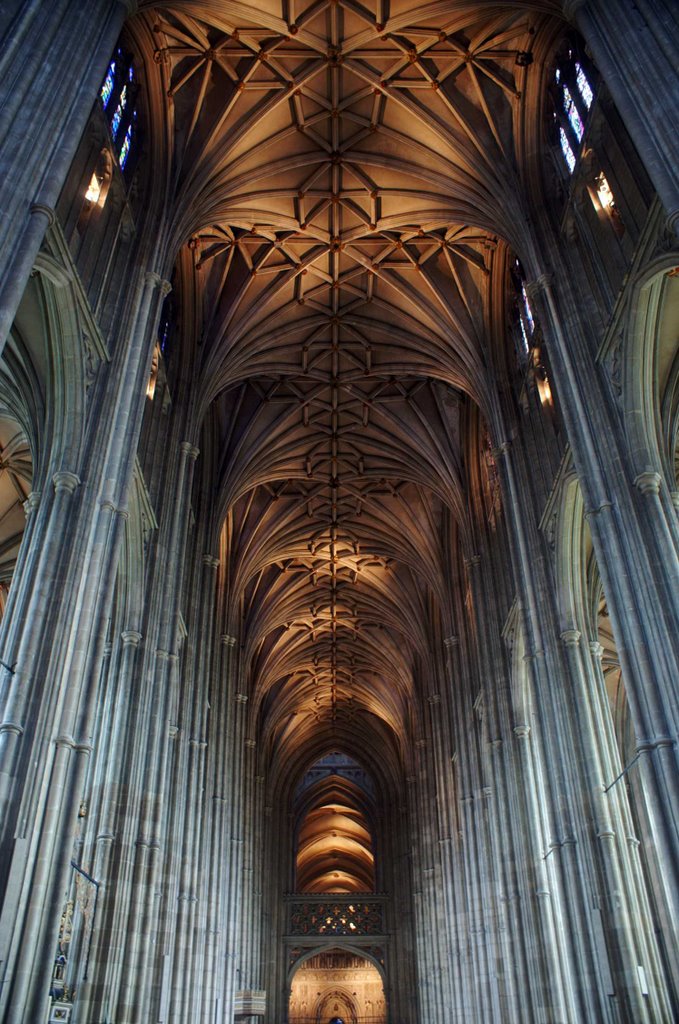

139,0,557,781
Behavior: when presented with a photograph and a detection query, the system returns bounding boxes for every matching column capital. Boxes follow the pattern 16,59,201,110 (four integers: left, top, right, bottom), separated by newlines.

513,724,530,739
30,203,55,227
180,441,200,461
427,693,441,704
121,630,143,647
560,628,581,647
0,721,24,737
491,440,511,459
53,470,81,494
235,692,249,703
221,634,237,647
524,272,553,300
145,270,170,292
634,470,662,495
156,648,179,662
589,641,604,660
443,635,459,648
202,554,220,569
23,491,41,517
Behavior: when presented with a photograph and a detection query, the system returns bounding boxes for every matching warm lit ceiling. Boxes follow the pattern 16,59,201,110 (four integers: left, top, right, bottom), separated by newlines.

136,0,560,781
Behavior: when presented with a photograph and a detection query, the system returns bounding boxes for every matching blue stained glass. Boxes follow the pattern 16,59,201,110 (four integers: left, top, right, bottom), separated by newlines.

518,314,530,354
128,65,134,81
559,126,576,173
110,84,127,138
575,62,593,109
521,283,534,335
100,62,115,107
119,122,133,169
563,85,583,141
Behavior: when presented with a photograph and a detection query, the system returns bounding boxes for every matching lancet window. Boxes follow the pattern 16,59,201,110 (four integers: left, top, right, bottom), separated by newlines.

510,258,535,356
98,48,138,172
551,44,596,175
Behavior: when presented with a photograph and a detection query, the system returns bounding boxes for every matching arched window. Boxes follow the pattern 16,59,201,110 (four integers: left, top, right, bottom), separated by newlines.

157,289,176,358
550,43,596,176
98,47,138,173
549,40,624,237
509,258,554,408
510,258,535,356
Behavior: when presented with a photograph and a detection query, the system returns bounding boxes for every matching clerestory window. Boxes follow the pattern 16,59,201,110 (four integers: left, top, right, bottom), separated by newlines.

550,45,596,177
510,258,535,357
550,40,624,235
99,48,138,173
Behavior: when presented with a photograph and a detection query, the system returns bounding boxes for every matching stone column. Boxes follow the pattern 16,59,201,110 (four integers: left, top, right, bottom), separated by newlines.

492,438,608,1021
120,439,200,1022
76,628,143,1020
525,270,679,935
446,617,499,1023
0,0,133,357
187,556,220,1022
425,687,460,1020
202,632,237,1022
564,0,679,230
558,628,669,1020
221,688,250,1020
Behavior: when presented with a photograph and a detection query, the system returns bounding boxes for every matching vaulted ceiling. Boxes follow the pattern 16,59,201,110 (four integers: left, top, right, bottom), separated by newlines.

137,0,560,788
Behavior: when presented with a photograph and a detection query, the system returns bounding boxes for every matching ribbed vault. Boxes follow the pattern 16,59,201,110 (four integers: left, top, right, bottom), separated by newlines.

138,0,559,779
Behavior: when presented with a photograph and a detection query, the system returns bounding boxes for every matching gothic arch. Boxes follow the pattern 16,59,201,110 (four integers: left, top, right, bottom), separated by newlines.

287,943,387,987
624,256,679,492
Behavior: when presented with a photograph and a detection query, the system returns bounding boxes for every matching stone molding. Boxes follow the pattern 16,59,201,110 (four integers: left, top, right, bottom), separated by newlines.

634,470,662,495
53,470,81,494
180,440,200,461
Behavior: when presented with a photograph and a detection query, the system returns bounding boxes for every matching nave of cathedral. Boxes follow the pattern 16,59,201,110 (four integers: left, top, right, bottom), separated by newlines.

0,1,677,1022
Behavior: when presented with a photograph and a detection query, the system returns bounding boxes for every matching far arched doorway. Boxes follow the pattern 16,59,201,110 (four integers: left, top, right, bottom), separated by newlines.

288,948,386,1024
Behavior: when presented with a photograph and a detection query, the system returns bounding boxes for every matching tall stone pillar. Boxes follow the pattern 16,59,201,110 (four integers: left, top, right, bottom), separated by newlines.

178,554,219,1022
564,0,679,230
0,0,133,356
202,632,237,1022
558,629,670,1021
119,438,200,1023
524,268,679,940
75,628,143,1021
492,438,608,1022
221,687,250,1021
0,259,170,1022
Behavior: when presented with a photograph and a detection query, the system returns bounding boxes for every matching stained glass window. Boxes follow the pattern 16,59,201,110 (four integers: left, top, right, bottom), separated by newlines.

512,260,534,355
100,62,115,108
119,120,133,169
97,46,139,182
521,283,534,335
110,84,127,138
559,127,576,173
562,85,584,141
552,43,596,174
575,62,593,109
